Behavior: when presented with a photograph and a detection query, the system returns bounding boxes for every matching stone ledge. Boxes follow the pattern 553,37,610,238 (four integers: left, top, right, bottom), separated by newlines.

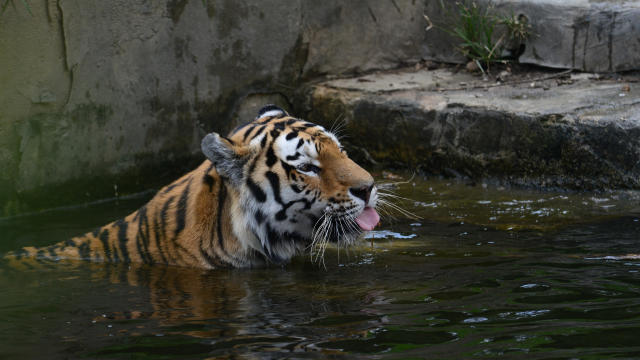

298,66,640,190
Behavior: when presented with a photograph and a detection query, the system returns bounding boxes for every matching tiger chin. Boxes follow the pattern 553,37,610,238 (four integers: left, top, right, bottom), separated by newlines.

9,105,381,269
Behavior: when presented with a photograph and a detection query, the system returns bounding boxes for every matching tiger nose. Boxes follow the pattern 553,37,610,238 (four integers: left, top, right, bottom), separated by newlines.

349,184,374,204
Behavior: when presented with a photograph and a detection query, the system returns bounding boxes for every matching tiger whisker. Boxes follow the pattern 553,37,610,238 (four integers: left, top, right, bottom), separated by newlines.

377,191,416,203
377,198,421,220
376,173,417,188
375,201,398,221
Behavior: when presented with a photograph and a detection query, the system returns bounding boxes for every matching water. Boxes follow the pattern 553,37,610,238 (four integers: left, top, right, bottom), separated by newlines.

1,177,639,359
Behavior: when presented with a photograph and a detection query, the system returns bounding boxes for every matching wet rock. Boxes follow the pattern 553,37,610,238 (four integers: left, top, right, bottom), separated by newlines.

297,67,640,191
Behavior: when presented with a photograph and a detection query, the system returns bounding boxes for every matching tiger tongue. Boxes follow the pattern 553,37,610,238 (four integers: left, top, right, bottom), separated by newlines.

355,207,380,231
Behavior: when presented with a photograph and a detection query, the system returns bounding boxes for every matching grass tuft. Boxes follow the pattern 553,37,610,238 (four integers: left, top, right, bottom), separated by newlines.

426,1,532,73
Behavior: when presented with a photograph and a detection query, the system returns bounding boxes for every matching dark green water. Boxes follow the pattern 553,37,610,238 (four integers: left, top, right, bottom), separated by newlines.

1,177,639,359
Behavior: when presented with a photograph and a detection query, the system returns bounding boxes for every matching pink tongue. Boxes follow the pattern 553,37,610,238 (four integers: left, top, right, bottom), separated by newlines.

355,207,380,231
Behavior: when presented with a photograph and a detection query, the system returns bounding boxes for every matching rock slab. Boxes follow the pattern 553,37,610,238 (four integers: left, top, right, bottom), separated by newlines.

299,68,640,190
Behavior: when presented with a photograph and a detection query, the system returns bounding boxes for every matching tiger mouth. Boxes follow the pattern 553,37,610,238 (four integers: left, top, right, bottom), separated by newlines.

354,207,380,231
316,207,380,244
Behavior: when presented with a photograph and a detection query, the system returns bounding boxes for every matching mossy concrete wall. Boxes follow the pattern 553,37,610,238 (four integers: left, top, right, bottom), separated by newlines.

0,0,429,216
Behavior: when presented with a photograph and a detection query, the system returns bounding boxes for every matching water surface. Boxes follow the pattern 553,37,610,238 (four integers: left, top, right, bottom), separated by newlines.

1,177,639,359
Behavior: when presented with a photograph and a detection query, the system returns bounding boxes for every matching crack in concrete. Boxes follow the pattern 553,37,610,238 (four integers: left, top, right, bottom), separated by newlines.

582,16,590,71
608,10,616,72
389,0,401,14
56,0,73,108
367,6,377,23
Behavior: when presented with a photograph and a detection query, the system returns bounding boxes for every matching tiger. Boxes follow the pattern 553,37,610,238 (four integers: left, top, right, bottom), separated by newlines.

8,105,381,269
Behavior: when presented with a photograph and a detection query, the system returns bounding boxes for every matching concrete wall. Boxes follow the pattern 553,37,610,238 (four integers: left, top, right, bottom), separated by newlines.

0,0,428,216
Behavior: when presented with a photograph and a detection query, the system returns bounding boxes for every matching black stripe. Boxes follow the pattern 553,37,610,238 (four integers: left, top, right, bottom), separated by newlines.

280,160,295,179
246,158,266,202
200,181,232,268
12,248,28,260
136,206,153,264
247,178,267,202
265,147,277,167
78,242,91,259
274,122,285,131
198,180,227,269
229,123,246,136
200,243,226,268
216,181,229,258
47,246,58,259
286,153,300,161
265,223,283,252
283,231,305,243
254,210,265,224
160,196,174,235
162,176,189,194
111,230,120,262
115,219,130,263
152,210,168,264
285,119,297,125
275,209,287,221
203,174,215,192
260,134,267,147
242,125,256,141
250,125,267,140
290,184,303,193
99,229,112,262
158,196,174,263
175,180,191,237
296,139,304,149
203,162,216,192
269,129,280,139
265,171,283,204
286,131,298,140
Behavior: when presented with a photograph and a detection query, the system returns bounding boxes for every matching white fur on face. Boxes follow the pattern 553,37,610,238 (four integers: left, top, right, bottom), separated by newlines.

234,122,357,264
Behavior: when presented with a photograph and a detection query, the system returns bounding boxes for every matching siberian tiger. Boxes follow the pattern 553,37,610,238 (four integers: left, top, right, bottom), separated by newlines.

9,105,381,269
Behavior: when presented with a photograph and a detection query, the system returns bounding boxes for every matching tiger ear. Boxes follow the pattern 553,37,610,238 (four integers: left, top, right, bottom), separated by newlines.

256,104,288,120
201,132,249,185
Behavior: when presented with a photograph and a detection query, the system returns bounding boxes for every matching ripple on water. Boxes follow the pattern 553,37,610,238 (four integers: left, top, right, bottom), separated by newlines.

1,174,639,359
364,230,417,239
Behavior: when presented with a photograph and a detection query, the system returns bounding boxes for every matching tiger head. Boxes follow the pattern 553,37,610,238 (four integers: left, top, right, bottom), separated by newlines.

201,105,380,263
